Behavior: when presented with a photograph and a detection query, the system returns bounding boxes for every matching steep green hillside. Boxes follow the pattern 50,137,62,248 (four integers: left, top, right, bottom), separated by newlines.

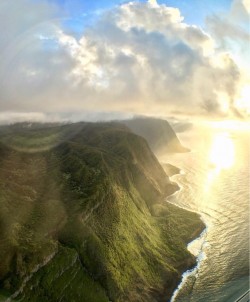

0,122,204,302
121,117,189,154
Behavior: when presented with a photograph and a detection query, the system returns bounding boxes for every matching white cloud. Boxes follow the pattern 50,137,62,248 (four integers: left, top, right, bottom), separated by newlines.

205,0,250,118
0,112,59,125
0,0,248,122
242,0,250,13
148,0,159,8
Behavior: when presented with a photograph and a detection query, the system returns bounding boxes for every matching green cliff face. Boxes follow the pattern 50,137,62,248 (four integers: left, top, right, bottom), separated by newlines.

0,122,204,302
121,117,189,154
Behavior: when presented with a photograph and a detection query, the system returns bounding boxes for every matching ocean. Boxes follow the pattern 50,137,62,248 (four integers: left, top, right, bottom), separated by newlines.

160,121,249,302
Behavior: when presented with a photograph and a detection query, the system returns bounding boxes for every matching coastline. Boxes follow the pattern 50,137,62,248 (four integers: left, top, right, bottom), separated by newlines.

170,227,208,302
162,162,207,302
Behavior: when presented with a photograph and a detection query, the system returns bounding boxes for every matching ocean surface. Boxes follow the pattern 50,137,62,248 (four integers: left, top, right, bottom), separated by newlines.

160,121,249,302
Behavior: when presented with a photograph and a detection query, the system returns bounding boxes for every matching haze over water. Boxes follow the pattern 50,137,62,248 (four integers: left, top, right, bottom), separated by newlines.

160,121,250,302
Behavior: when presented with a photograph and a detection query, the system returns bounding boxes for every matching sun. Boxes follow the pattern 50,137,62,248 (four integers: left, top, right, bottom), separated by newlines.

209,133,235,170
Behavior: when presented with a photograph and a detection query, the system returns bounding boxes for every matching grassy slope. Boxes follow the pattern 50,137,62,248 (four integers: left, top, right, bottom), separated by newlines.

0,122,204,302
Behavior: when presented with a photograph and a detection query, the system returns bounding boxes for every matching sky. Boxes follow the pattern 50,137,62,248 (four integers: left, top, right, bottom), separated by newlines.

0,0,249,124
50,0,232,30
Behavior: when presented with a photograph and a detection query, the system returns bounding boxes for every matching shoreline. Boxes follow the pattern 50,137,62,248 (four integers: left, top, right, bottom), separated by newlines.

170,227,208,302
162,162,207,302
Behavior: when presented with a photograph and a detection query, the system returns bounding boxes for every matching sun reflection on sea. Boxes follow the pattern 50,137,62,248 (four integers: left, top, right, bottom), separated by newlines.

163,121,250,302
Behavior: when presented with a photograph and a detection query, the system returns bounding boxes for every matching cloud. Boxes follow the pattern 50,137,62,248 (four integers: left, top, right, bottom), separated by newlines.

148,0,159,8
206,0,250,117
230,0,250,21
0,112,58,125
0,0,248,122
206,0,250,53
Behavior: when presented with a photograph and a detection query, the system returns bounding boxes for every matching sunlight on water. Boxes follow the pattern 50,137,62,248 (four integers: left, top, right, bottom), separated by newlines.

161,122,249,302
209,132,235,170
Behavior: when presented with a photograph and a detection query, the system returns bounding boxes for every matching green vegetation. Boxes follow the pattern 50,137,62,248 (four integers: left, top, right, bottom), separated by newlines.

0,122,204,302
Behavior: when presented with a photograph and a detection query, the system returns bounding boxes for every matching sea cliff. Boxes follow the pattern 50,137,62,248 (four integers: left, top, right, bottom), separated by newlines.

121,117,189,154
0,122,204,302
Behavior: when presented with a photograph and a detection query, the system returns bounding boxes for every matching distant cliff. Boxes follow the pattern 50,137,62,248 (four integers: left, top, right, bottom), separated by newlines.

121,117,189,154
0,122,203,302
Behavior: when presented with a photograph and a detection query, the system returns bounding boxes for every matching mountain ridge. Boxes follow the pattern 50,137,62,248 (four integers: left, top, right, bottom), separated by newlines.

0,122,204,302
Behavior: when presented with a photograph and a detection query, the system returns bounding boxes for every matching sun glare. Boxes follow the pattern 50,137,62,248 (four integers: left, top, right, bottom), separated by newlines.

209,133,235,170
208,120,250,131
235,85,250,115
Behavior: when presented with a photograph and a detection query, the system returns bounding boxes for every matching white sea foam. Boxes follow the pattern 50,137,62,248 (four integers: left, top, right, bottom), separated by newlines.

170,229,208,302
